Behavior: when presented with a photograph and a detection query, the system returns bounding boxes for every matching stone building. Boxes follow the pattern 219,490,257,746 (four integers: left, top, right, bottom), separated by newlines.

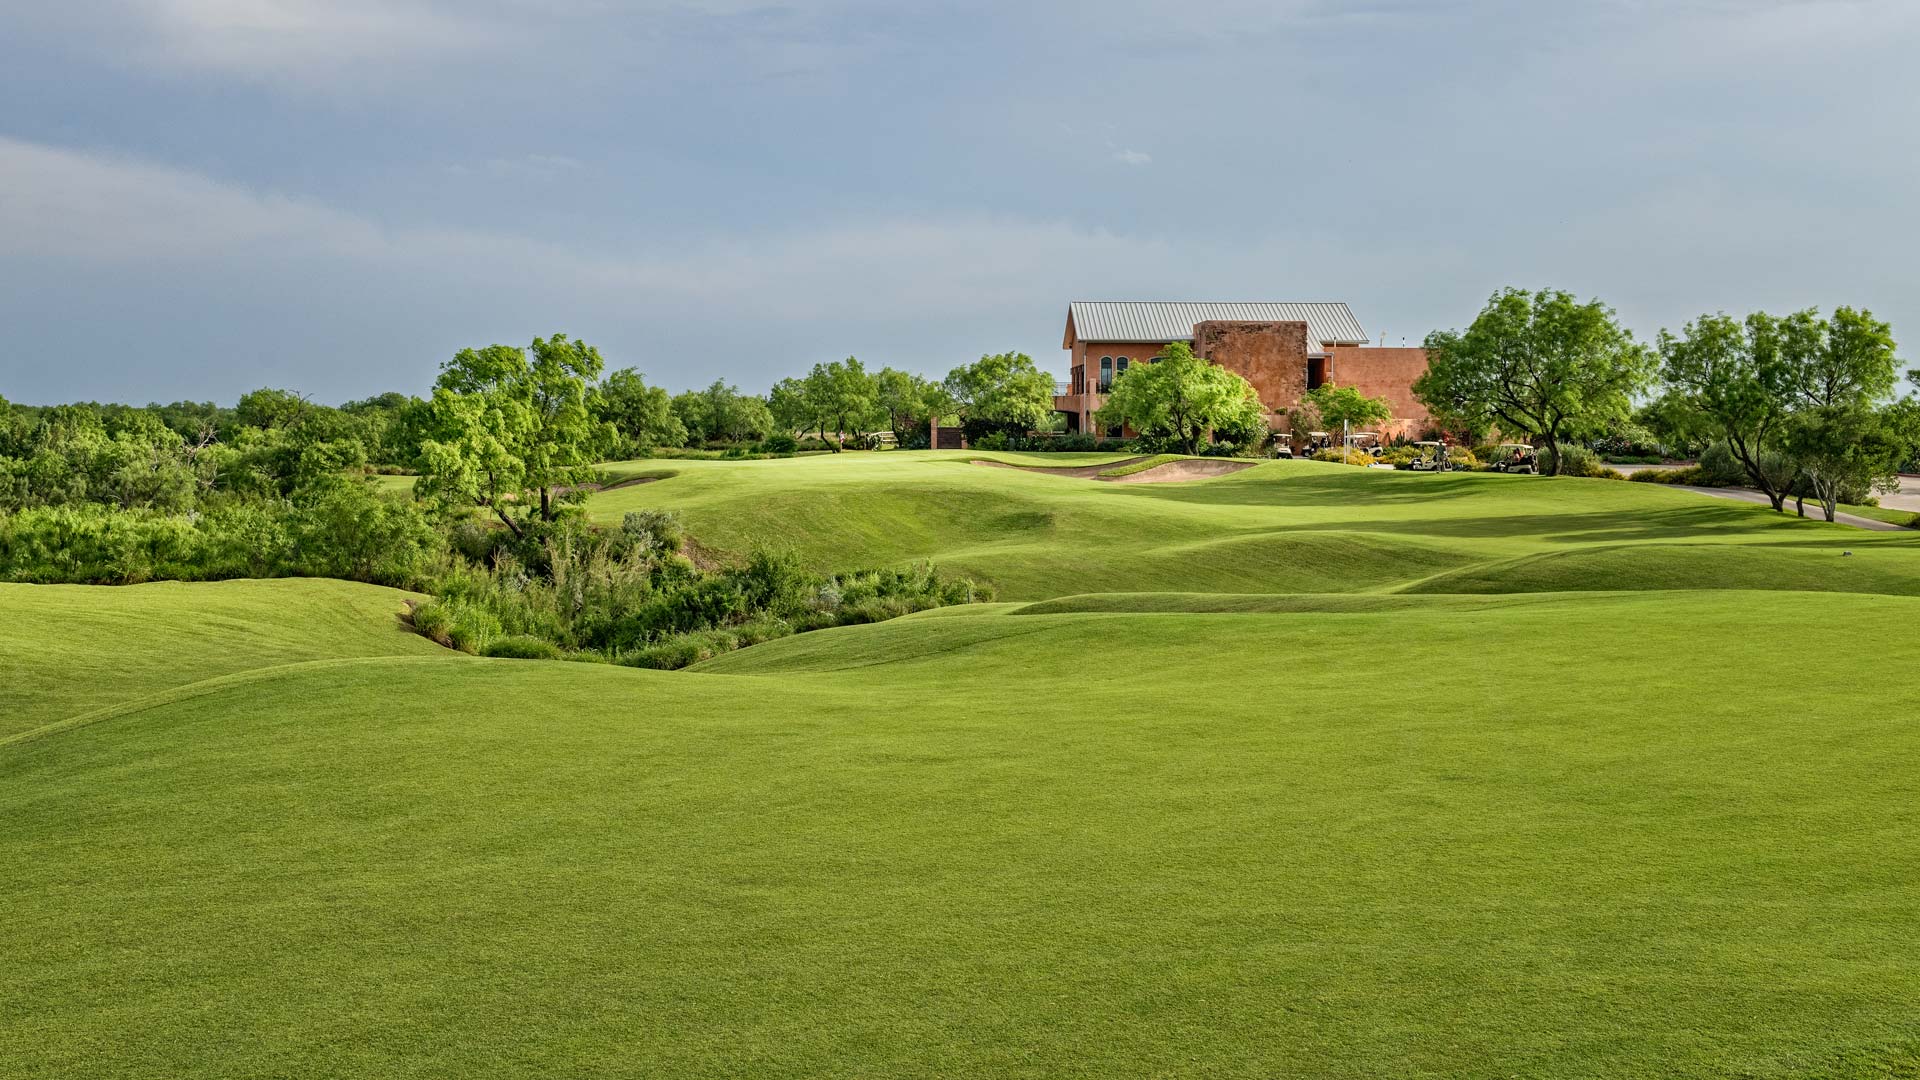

1053,301,1432,439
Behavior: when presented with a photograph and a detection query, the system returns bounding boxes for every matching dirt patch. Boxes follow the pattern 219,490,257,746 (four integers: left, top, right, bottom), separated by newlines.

971,455,1152,479
1099,459,1259,484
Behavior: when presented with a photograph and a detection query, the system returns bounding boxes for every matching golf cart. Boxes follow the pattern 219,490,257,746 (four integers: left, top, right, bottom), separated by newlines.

1305,430,1333,454
1491,443,1538,474
1346,432,1384,457
1408,440,1450,472
1271,433,1293,459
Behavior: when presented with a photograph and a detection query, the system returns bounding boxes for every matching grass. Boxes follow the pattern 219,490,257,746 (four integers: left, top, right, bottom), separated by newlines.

583,450,1920,599
0,577,441,739
1841,502,1920,528
1097,451,1189,477
8,451,1920,1077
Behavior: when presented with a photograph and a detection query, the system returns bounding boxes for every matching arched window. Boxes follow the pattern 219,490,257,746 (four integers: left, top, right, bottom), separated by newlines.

1099,356,1113,392
1116,356,1130,378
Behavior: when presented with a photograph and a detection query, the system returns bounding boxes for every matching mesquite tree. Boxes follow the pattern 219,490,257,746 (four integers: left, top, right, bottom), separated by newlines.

1415,288,1654,475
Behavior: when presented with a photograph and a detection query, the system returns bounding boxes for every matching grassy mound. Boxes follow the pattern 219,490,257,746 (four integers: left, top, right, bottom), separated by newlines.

0,578,442,739
8,587,1920,1077
1403,540,1920,596
584,452,1917,600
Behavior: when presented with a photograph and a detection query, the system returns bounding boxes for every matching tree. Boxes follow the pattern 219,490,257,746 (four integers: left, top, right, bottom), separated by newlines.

874,367,946,445
673,380,774,445
1303,384,1391,432
597,368,686,455
799,358,881,451
942,352,1054,444
1660,306,1901,511
1780,404,1906,522
416,334,611,536
1415,288,1654,475
1093,342,1265,454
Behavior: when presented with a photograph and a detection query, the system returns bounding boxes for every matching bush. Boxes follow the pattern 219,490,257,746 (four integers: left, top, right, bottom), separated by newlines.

1697,443,1752,487
972,432,1010,451
1311,447,1377,466
757,432,799,455
481,634,566,660
622,509,684,555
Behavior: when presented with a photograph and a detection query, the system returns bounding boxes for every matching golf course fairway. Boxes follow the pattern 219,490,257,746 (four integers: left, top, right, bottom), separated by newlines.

6,453,1920,1078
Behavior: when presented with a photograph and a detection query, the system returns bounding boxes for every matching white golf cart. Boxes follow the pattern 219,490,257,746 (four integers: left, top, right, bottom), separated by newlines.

1408,440,1450,472
1346,431,1384,457
1305,430,1333,455
1271,433,1293,459
1491,443,1538,474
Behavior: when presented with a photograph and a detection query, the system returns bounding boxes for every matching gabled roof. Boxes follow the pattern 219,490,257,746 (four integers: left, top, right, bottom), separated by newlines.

1065,301,1368,349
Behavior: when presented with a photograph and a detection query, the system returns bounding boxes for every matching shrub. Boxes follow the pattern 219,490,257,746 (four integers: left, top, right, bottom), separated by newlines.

1697,443,1752,487
972,432,1010,451
1311,447,1377,466
481,634,565,660
758,432,799,455
622,509,684,555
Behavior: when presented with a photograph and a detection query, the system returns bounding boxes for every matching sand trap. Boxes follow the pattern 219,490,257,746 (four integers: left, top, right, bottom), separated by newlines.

970,456,1256,483
1099,459,1258,483
971,455,1152,479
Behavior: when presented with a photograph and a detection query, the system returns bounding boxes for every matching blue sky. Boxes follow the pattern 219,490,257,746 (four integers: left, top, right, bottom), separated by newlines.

2,0,1915,404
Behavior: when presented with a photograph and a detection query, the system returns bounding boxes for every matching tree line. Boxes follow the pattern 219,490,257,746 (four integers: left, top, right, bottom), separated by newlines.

1411,287,1917,514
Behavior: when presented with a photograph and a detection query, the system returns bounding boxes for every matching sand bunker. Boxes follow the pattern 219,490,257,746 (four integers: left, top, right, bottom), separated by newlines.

1099,459,1258,483
971,456,1255,484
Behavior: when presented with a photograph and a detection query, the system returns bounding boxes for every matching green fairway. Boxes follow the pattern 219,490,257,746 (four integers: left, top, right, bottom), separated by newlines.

7,452,1920,1078
0,578,440,740
585,451,1920,599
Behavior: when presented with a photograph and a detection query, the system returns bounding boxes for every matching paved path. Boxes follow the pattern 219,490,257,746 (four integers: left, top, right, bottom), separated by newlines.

1674,485,1906,531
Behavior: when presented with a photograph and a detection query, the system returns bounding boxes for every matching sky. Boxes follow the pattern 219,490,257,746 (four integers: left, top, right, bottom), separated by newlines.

1,0,1916,405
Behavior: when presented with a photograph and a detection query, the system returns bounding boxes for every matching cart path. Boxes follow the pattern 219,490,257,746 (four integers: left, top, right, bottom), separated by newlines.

1674,485,1904,531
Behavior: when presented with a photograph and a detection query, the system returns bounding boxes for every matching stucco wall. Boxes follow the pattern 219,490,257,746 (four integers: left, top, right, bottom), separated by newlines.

1327,345,1432,437
1192,320,1310,430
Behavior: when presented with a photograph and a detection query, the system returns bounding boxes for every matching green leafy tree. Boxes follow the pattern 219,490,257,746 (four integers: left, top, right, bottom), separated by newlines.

942,351,1054,444
1780,404,1907,522
417,334,611,535
672,380,774,445
1416,288,1654,475
234,388,313,431
597,368,686,456
874,366,947,445
800,358,881,451
1661,306,1900,511
1093,342,1265,454
1303,384,1391,432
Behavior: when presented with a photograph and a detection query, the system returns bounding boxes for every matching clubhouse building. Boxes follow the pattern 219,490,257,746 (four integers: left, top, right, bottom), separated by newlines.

1054,301,1432,438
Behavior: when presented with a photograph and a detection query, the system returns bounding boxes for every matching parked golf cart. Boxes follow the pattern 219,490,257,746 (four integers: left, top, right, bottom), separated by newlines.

1305,430,1333,454
1491,443,1538,474
1407,440,1450,472
1271,433,1293,459
1346,431,1384,457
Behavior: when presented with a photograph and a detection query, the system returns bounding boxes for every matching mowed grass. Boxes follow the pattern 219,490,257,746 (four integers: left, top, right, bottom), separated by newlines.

6,591,1920,1077
10,452,1920,1077
584,451,1920,599
0,578,441,739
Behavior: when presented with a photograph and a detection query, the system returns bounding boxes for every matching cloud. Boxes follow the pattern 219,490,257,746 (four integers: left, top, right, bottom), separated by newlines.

0,135,1206,398
1111,149,1152,166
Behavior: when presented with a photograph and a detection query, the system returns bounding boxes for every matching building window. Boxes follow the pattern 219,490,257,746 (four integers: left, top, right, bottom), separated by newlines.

1099,356,1113,392
1308,357,1328,390
1116,356,1129,379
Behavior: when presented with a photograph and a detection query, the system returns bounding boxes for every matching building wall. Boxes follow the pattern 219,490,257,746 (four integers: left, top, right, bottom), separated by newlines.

1054,325,1432,439
1326,345,1432,438
1191,320,1310,431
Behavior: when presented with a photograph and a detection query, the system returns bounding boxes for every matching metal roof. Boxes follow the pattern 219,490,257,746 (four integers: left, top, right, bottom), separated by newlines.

1066,301,1368,349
